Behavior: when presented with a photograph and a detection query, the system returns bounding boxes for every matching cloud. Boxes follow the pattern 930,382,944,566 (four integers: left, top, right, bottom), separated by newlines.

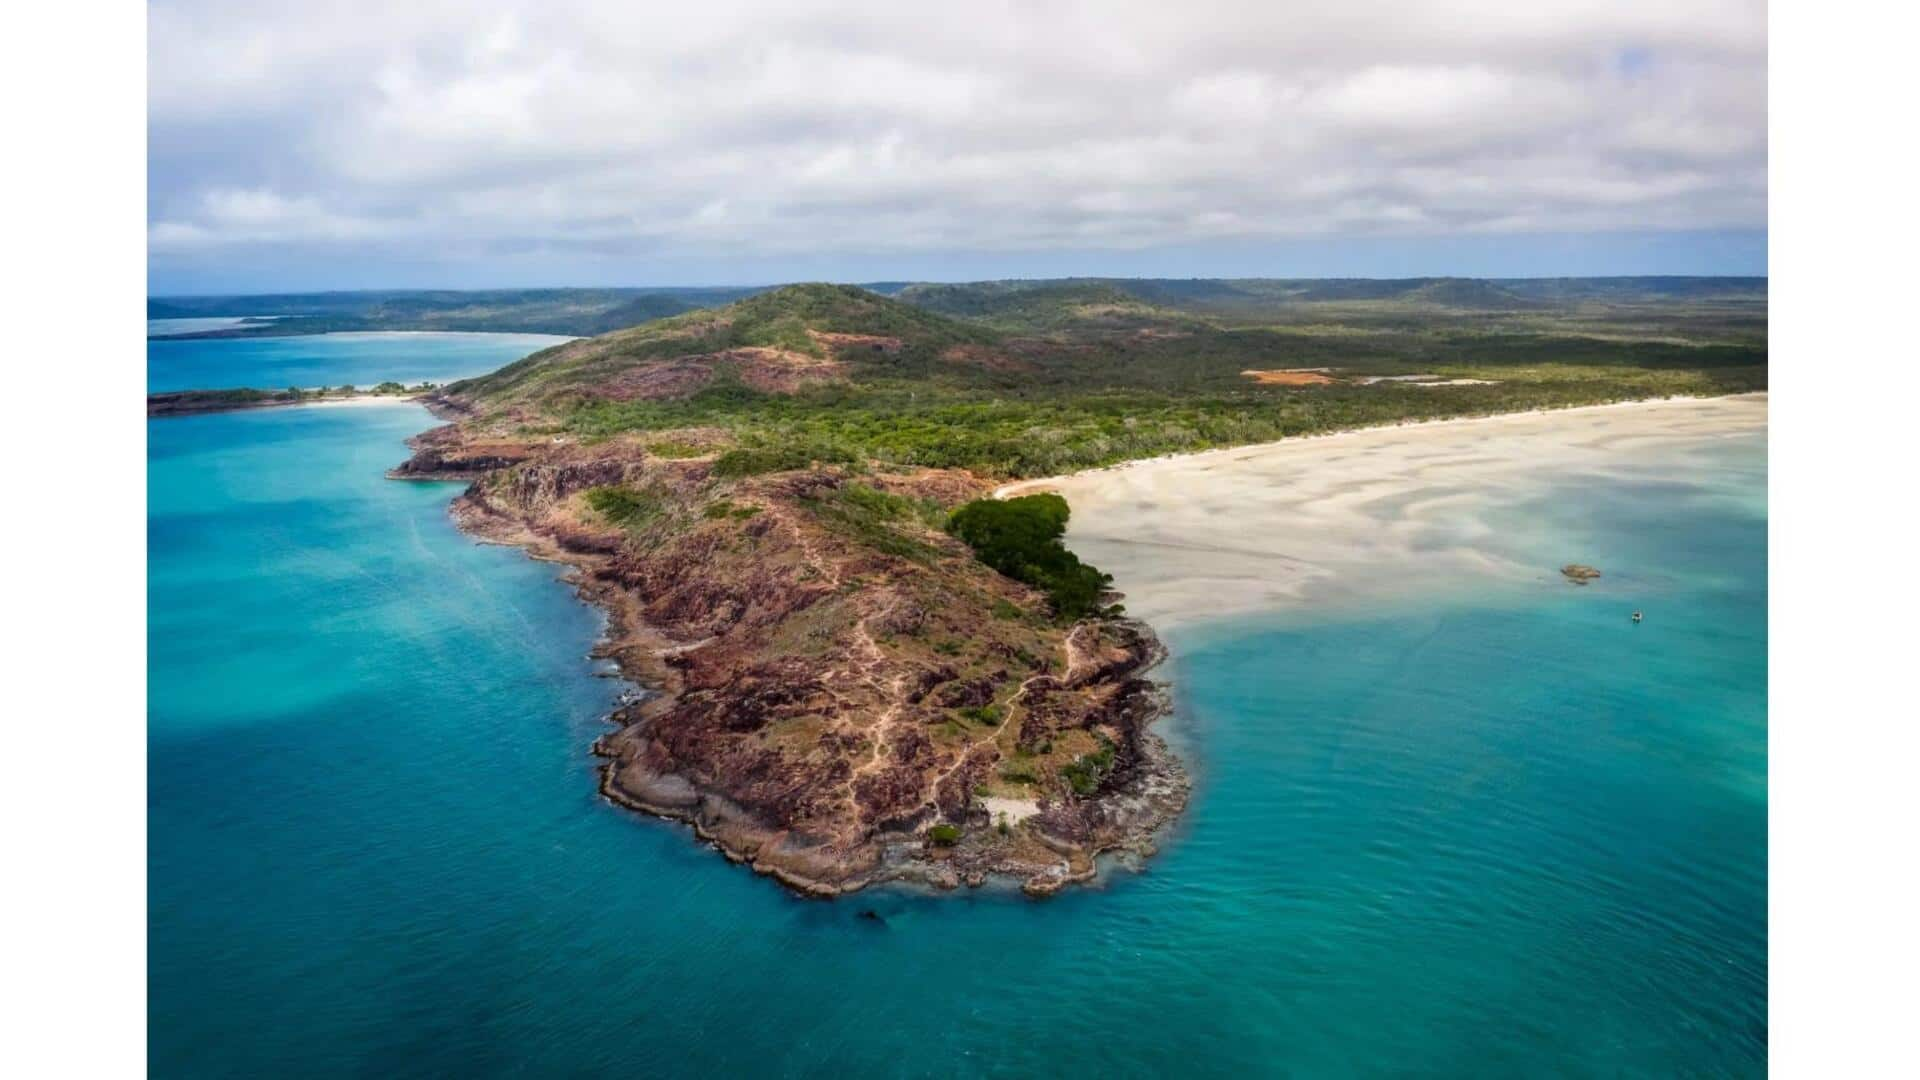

148,0,1766,284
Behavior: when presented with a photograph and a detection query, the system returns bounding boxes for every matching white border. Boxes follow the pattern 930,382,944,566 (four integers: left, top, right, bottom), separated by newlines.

1770,0,1920,1072
17,1,1920,1073
4,2,149,1073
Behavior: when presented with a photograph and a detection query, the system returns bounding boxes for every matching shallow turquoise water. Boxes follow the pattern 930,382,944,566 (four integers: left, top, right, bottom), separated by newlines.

147,331,572,392
149,372,1765,1075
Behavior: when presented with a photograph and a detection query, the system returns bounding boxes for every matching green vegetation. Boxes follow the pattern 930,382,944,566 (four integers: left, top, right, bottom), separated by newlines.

646,439,709,459
584,486,663,530
1060,736,1118,797
799,483,948,564
927,823,962,846
947,494,1112,619
712,442,858,478
462,282,1760,481
158,280,1767,494
958,704,1004,726
702,499,760,520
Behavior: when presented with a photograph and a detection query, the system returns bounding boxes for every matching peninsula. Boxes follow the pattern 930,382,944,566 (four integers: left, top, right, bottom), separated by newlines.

380,279,1765,895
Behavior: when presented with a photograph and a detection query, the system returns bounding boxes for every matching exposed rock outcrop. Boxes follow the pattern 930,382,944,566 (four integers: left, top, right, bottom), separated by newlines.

400,421,1189,897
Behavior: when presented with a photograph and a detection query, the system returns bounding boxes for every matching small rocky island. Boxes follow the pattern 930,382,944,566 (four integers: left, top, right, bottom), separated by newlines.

1561,564,1603,584
391,287,1191,896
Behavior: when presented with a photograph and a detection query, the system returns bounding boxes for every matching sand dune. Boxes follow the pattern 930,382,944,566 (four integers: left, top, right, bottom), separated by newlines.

1000,395,1767,631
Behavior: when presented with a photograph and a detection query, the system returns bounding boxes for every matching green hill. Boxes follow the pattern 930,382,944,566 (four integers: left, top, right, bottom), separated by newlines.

894,280,1201,332
451,283,1002,408
425,280,1764,480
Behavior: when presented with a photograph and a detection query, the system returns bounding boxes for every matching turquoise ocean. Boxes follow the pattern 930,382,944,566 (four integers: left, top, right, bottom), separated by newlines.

149,334,1766,1077
147,330,572,392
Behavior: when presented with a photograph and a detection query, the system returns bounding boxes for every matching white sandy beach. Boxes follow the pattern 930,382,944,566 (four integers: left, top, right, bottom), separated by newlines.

1000,395,1768,632
300,394,428,409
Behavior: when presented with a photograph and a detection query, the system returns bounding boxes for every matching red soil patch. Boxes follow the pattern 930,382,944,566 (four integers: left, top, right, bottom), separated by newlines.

811,331,904,356
1241,369,1338,386
592,348,847,401
940,344,1037,373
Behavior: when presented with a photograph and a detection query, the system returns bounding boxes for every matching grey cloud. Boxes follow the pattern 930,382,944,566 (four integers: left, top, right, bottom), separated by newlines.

149,0,1766,278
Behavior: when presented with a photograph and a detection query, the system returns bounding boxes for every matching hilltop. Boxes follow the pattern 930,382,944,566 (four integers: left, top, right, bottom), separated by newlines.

450,283,1000,410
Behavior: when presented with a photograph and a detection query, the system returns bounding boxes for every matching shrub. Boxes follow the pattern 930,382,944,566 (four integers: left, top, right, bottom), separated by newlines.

801,483,945,563
946,494,1112,619
711,442,856,478
1060,737,1117,797
928,823,962,846
958,704,1003,726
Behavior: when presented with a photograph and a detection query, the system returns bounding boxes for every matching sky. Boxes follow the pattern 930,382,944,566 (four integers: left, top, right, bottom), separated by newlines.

148,0,1767,294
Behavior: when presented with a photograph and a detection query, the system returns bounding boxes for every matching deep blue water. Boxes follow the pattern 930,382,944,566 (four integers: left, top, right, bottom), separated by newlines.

146,331,571,392
149,342,1765,1077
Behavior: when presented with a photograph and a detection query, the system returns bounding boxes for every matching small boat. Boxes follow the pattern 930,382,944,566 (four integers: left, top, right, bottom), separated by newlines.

1631,611,1643,624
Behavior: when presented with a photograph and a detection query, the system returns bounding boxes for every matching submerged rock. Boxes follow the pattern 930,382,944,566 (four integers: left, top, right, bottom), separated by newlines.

1561,564,1602,584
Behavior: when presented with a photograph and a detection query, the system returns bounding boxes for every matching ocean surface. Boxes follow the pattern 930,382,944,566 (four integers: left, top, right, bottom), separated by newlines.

146,330,572,392
149,336,1766,1077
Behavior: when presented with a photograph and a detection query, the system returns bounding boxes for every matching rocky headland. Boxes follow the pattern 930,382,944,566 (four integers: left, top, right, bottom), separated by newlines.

394,399,1188,896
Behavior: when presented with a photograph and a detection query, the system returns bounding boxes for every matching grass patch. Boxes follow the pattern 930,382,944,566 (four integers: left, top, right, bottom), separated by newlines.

585,486,663,530
800,483,947,564
999,764,1039,785
711,442,857,478
702,499,762,520
957,704,1003,727
647,439,709,459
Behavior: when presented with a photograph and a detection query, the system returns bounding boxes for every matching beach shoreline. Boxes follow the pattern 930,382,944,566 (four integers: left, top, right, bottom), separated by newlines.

1000,393,1767,633
996,392,1767,499
146,390,432,418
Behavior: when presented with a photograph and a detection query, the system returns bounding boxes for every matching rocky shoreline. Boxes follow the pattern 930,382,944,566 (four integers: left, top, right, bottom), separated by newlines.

395,401,1190,897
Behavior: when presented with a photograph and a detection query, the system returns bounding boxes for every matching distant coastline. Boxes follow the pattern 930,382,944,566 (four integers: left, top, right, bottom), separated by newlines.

146,384,439,418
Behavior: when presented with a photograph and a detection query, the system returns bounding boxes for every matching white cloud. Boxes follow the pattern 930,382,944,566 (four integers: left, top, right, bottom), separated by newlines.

148,0,1767,273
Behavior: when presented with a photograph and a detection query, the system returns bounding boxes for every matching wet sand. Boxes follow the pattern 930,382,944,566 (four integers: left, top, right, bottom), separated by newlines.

999,395,1768,631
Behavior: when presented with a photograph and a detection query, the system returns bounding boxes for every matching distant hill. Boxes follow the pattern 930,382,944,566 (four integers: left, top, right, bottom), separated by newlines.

453,283,1001,409
148,286,768,337
894,280,1208,332
1280,277,1540,308
1493,277,1768,302
151,276,1769,341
